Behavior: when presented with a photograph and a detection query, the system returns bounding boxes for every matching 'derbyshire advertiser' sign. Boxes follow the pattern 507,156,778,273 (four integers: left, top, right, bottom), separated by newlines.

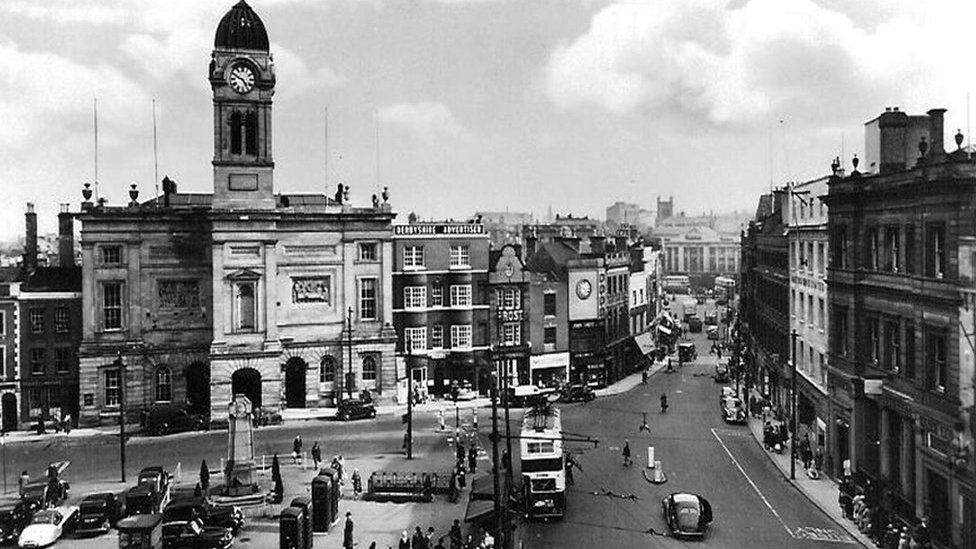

394,224,486,236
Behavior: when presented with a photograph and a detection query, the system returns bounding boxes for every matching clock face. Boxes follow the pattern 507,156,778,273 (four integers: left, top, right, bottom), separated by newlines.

576,279,592,300
504,263,514,277
229,65,255,94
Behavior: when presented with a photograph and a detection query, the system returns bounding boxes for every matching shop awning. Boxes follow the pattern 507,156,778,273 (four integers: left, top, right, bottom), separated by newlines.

470,474,495,501
464,498,496,524
633,332,656,356
657,325,673,336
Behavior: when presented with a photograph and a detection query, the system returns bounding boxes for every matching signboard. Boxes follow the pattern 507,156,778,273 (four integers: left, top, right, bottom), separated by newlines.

394,224,485,236
530,352,570,372
497,309,524,322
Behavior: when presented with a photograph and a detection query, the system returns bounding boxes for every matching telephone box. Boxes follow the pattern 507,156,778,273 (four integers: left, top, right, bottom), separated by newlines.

318,468,341,524
280,506,304,549
311,475,335,533
290,496,313,549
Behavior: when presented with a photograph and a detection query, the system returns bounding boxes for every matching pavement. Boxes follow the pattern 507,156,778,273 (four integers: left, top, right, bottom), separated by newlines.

745,413,873,548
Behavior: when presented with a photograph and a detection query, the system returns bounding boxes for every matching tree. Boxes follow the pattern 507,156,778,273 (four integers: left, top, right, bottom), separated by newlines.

200,460,210,491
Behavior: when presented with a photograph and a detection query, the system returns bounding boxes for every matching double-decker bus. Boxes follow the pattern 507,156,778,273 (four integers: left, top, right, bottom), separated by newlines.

520,405,565,520
714,276,736,303
662,275,691,296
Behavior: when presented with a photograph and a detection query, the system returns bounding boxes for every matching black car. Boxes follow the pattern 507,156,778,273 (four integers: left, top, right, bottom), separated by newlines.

123,483,163,517
336,399,376,421
162,518,233,549
163,501,244,535
144,404,208,436
678,343,697,363
662,492,713,539
687,316,703,333
75,492,119,535
0,503,30,544
22,480,69,513
559,383,595,403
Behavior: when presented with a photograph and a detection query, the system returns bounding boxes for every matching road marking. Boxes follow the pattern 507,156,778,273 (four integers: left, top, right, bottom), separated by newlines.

712,428,752,438
710,428,794,538
794,526,855,544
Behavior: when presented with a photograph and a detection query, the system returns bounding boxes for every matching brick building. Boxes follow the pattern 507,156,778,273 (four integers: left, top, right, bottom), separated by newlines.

488,244,531,388
392,222,490,395
824,107,976,547
76,1,398,426
525,241,575,388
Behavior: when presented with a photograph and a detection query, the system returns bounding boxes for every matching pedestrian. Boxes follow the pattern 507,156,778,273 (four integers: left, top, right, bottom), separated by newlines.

639,412,651,432
660,394,668,414
814,446,824,472
565,453,576,485
311,442,322,470
62,413,71,434
449,520,463,549
667,357,673,372
292,434,303,464
435,537,446,549
352,468,363,499
343,512,354,549
18,470,28,498
456,442,466,471
457,466,466,489
426,527,435,549
501,449,510,471
412,526,426,549
468,446,478,474
448,470,459,503
622,439,632,466
338,455,346,483
399,530,411,549
194,482,202,497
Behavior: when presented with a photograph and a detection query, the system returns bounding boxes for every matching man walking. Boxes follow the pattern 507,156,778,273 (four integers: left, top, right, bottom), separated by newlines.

311,442,322,470
456,442,466,472
468,446,478,474
622,439,632,467
292,435,303,465
343,512,354,549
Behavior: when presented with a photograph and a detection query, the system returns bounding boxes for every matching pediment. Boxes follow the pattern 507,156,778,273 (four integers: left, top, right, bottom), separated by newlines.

226,269,261,281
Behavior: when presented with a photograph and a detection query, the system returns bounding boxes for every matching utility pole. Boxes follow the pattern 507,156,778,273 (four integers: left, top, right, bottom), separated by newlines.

115,351,127,483
790,328,798,480
406,338,413,460
489,372,503,548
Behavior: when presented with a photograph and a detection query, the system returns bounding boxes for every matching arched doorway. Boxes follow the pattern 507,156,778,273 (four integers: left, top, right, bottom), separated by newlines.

231,368,262,409
284,358,307,408
185,362,211,415
1,393,16,432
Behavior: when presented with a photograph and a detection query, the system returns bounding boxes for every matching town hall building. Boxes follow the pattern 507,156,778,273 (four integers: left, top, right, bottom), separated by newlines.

76,0,398,426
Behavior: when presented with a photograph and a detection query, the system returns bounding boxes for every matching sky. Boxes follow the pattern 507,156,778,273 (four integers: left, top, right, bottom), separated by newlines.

1,0,975,241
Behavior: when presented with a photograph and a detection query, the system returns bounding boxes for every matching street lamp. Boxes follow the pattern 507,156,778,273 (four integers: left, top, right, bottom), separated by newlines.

114,351,127,483
405,338,413,460
346,306,354,400
790,329,798,480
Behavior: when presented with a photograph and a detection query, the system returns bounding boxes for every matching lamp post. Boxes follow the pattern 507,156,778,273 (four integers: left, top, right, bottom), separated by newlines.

405,338,413,460
346,306,354,400
790,328,798,480
114,351,127,483
489,371,503,548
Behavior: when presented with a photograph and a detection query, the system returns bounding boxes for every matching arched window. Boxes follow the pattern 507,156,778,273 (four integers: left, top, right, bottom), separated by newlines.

320,356,336,383
155,366,172,402
229,111,243,155
244,111,258,156
362,356,377,381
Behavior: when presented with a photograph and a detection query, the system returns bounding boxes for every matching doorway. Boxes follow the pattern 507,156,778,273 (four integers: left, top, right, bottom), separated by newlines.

1,393,16,432
284,358,307,408
231,367,262,409
185,362,211,415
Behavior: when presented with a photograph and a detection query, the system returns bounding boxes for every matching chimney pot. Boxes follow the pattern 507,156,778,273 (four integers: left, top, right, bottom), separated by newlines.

24,203,37,273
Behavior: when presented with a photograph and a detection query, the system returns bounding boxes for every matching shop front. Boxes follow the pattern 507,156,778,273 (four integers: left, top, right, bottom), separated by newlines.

529,352,569,389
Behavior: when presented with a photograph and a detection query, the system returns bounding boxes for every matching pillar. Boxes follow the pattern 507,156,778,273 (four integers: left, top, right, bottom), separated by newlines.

264,242,278,342
880,407,891,479
900,418,914,500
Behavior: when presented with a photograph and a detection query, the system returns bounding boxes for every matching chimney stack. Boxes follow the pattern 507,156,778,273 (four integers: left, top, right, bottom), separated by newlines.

927,108,946,162
58,204,74,267
24,203,37,273
589,235,606,256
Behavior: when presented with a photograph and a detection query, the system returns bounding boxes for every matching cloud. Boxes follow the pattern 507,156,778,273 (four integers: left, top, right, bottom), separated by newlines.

544,0,976,127
378,101,471,143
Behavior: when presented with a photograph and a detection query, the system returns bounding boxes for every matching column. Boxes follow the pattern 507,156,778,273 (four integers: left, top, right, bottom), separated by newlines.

127,241,141,335
211,243,225,343
880,407,891,479
263,242,278,342
80,243,95,340
901,418,915,500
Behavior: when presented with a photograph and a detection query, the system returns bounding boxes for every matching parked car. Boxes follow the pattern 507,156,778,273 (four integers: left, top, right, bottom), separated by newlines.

452,381,477,401
162,518,233,549
687,316,703,333
0,504,30,545
144,405,207,437
17,505,78,548
508,385,556,407
123,483,163,517
706,325,720,340
704,312,718,326
720,386,736,405
75,493,119,536
558,383,596,403
21,481,69,514
252,407,282,427
336,399,376,421
162,501,244,535
678,343,697,363
138,467,171,501
661,493,712,539
721,396,746,424
713,363,729,384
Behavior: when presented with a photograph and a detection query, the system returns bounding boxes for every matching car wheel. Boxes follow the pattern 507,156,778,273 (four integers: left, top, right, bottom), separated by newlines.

340,413,349,421
369,410,376,419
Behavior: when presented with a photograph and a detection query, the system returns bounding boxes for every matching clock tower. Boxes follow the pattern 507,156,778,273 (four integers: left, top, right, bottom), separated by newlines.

210,0,275,210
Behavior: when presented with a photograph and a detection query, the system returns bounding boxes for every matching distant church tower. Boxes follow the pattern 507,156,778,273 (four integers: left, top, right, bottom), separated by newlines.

210,0,276,209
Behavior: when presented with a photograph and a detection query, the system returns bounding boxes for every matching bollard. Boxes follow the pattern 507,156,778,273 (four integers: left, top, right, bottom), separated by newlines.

647,446,655,469
472,409,478,430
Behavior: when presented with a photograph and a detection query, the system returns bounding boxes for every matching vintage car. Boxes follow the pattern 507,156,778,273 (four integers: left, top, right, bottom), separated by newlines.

558,383,596,403
714,363,730,383
706,325,721,340
21,481,69,514
16,505,78,548
661,493,713,539
336,399,377,421
162,518,233,549
252,407,282,427
75,492,119,536
507,385,556,407
452,381,478,401
123,484,163,517
162,501,244,535
138,467,171,499
687,315,703,333
678,343,697,363
721,396,747,425
0,504,30,545
143,405,208,437
720,386,736,405
704,312,718,326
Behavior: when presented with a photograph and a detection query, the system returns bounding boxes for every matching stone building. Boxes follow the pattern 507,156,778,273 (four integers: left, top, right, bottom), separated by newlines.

824,107,976,547
76,0,397,427
488,244,531,388
785,175,832,463
392,222,490,395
